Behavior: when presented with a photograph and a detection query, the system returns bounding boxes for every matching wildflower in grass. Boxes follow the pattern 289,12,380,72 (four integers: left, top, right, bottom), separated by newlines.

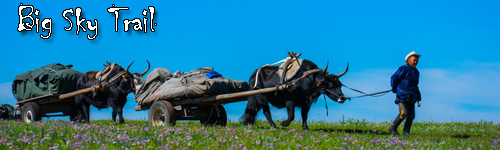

48,145,58,149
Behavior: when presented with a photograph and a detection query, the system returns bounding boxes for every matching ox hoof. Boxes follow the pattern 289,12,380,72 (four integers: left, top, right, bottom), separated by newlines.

302,126,310,130
280,121,290,127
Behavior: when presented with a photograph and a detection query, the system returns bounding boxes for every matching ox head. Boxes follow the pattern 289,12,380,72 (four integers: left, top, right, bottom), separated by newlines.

315,62,349,103
125,60,151,93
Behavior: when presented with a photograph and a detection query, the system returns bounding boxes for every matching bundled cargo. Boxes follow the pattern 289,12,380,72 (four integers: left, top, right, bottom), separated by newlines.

134,67,249,106
12,63,84,101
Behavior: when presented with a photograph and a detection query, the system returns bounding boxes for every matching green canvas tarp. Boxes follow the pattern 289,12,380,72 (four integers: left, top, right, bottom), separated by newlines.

12,63,84,101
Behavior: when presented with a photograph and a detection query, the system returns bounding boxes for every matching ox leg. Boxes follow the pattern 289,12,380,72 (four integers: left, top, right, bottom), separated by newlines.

261,103,277,128
112,111,117,123
111,105,125,124
108,89,126,124
281,101,295,127
118,101,126,124
242,95,261,126
118,108,124,124
82,102,91,123
74,95,85,123
301,105,311,130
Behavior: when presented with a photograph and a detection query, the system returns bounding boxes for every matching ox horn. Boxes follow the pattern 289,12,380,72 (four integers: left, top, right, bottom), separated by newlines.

126,61,134,74
141,60,151,76
322,61,329,75
336,62,349,78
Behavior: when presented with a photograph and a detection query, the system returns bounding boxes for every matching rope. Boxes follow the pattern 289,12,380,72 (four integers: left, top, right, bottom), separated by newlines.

254,57,297,89
348,90,391,99
342,84,391,99
323,94,328,116
271,57,293,65
253,67,263,89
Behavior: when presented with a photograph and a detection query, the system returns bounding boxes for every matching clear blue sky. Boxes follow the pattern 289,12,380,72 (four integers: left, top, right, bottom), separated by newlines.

1,0,499,123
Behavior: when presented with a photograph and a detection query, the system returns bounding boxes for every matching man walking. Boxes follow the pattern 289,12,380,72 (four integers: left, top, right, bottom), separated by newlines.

388,51,422,136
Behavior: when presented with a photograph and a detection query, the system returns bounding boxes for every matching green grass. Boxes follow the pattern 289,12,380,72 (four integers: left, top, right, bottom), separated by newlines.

0,118,499,149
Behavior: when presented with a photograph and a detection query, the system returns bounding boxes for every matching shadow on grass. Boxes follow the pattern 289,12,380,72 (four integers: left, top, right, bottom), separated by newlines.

452,134,471,139
314,128,392,135
314,128,473,139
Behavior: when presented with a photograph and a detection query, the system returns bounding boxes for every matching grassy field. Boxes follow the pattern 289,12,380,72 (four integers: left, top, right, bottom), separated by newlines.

0,118,499,149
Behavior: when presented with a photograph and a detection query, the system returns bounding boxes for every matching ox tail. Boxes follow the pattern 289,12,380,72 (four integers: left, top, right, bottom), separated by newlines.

240,95,261,125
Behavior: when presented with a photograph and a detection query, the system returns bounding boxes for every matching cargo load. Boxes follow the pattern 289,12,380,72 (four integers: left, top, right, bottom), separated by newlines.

12,63,84,101
134,67,249,106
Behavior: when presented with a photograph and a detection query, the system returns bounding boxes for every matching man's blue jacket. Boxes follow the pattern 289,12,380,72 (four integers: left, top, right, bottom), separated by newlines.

390,64,421,104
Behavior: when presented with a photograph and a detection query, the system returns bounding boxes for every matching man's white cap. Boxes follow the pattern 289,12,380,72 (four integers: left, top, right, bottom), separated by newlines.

405,51,421,62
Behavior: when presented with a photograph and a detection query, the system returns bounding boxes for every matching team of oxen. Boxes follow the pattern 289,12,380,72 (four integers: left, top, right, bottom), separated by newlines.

74,58,349,130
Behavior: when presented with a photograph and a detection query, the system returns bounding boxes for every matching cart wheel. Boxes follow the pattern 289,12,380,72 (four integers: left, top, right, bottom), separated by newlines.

148,100,176,126
22,102,41,123
200,104,227,127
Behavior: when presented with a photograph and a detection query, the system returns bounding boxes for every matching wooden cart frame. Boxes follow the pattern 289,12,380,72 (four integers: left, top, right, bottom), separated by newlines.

14,88,93,123
134,84,291,127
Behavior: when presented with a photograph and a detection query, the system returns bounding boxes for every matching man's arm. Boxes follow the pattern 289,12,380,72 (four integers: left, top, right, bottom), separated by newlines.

390,66,407,93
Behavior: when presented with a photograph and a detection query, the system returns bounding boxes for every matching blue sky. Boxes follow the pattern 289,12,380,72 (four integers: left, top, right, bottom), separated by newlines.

1,0,499,123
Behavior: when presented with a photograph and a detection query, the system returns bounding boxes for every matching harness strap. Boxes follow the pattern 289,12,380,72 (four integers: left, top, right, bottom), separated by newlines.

92,71,128,97
108,71,127,83
112,83,127,94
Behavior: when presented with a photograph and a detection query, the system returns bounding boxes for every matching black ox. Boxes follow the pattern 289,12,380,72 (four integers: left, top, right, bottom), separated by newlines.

75,61,150,123
241,59,348,130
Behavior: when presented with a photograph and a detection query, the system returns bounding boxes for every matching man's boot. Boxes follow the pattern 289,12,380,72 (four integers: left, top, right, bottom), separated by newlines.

403,122,412,136
389,116,403,136
388,124,399,135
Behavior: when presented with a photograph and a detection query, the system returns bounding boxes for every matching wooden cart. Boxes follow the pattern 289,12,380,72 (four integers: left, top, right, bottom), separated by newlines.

135,84,291,127
14,88,93,123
